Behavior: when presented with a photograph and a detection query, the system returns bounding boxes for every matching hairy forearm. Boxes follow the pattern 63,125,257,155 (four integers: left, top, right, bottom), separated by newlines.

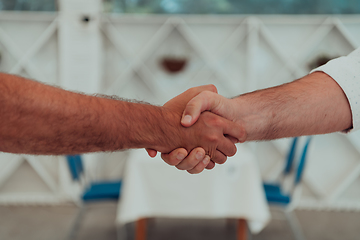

232,72,352,140
0,73,180,154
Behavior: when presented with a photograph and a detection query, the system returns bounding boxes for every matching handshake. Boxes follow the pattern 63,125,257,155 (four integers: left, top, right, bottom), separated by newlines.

0,73,246,172
1,72,351,171
143,84,246,174
140,71,354,174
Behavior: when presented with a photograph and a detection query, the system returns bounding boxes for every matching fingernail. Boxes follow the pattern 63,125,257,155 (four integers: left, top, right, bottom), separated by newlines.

202,156,210,165
182,115,192,125
177,153,185,161
196,151,204,160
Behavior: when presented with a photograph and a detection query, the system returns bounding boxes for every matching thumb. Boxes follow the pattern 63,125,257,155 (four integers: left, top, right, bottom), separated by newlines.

181,91,223,127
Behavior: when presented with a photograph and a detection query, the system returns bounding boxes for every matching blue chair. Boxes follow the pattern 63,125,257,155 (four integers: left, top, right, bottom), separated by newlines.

66,155,122,201
65,155,122,240
263,136,312,240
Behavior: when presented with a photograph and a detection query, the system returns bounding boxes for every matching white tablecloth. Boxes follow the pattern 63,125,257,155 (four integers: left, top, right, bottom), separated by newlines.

116,145,270,233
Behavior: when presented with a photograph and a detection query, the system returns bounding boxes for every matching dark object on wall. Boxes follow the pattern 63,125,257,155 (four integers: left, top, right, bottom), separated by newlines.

82,15,90,23
308,55,337,70
160,57,188,74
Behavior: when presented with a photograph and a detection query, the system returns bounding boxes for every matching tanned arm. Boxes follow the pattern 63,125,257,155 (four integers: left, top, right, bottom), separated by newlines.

0,73,245,158
0,73,175,154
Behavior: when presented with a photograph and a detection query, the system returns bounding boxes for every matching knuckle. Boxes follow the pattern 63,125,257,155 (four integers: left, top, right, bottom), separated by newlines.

186,103,197,113
239,129,247,143
214,155,227,165
199,90,211,99
229,145,237,157
203,113,223,127
213,117,224,127
206,134,219,143
187,87,197,96
206,163,215,170
207,84,217,92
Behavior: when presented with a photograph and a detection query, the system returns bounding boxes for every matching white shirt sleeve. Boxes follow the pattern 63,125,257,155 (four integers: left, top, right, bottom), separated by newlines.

311,48,360,132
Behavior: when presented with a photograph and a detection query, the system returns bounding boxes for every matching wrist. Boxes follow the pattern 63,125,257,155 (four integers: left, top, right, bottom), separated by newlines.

152,106,186,152
231,95,272,141
109,101,170,151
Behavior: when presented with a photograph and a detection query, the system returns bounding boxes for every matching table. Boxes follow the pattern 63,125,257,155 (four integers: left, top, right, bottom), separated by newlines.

116,144,270,239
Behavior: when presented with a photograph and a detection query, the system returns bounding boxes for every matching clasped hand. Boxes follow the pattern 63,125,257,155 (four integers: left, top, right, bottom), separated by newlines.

146,84,246,174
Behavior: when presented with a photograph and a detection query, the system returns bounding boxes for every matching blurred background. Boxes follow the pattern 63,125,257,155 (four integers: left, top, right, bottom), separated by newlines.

1,0,360,240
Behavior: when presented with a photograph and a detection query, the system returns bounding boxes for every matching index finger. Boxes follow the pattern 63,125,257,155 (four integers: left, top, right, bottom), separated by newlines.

222,118,247,143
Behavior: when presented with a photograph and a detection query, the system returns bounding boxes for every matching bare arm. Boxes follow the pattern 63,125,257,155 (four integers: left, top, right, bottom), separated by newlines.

182,72,352,140
0,73,176,154
0,73,244,158
161,72,352,171
234,72,351,139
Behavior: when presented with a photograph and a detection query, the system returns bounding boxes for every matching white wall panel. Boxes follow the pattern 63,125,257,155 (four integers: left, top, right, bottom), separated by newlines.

1,10,360,210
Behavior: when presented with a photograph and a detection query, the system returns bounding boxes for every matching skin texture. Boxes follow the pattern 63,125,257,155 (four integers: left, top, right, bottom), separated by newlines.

160,72,353,172
0,73,245,164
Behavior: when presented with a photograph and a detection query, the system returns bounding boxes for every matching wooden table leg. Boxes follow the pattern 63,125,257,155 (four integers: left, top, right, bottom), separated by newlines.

135,218,147,240
237,219,247,240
